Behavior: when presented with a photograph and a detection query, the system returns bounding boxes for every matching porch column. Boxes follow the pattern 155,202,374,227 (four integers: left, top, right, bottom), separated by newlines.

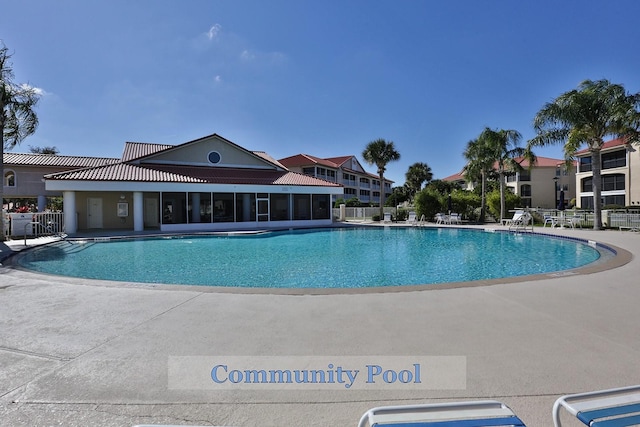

243,193,251,221
63,191,77,234
133,191,144,232
37,195,46,212
191,192,201,223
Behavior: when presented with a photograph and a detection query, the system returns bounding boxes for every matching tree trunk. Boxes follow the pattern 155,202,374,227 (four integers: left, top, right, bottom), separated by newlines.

499,171,506,223
479,171,486,223
591,148,603,230
378,171,385,220
0,124,5,241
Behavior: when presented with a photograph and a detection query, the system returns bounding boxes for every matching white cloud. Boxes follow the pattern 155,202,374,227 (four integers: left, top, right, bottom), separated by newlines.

207,24,222,40
240,50,255,61
20,83,47,96
214,75,222,83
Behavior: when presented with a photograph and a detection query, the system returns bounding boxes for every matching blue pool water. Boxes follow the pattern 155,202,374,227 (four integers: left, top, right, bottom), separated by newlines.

17,227,603,289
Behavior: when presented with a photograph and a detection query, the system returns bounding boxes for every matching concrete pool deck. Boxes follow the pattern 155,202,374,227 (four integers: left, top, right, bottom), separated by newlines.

1,224,639,426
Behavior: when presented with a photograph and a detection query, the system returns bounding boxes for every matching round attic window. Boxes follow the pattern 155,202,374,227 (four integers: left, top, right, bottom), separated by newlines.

208,151,221,164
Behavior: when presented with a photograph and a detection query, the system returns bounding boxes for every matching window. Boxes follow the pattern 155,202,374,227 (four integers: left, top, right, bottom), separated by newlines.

602,150,626,170
213,193,234,222
293,194,311,220
302,167,315,176
520,184,531,197
344,188,357,196
4,170,15,187
188,192,212,223
518,171,531,181
162,192,187,224
579,157,592,172
582,174,625,192
207,151,221,164
602,174,625,191
359,189,370,198
312,194,330,219
506,174,516,182
270,194,290,221
235,193,256,222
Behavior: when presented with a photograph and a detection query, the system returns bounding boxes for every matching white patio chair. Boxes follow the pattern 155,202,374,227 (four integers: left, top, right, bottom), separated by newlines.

358,400,526,427
552,384,640,427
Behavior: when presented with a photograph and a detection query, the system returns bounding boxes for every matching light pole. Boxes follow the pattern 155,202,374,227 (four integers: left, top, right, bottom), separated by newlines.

553,176,559,210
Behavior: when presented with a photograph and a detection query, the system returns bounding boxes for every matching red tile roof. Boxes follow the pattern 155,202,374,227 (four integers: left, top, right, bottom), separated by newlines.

3,152,120,168
45,163,341,186
278,154,341,169
121,142,173,161
575,137,627,155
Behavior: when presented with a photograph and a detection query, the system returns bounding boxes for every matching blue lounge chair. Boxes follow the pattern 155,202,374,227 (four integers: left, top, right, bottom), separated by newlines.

358,400,526,427
552,384,640,426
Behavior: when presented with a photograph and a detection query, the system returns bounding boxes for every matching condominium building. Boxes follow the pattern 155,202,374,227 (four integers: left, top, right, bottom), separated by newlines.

574,137,640,208
278,154,393,205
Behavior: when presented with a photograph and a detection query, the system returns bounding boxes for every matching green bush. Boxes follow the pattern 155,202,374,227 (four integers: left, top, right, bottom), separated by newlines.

486,190,522,220
414,190,441,221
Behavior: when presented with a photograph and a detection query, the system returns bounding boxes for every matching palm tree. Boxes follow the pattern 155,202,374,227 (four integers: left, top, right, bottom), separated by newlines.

528,79,640,230
463,137,493,223
1,44,40,239
362,138,401,219
404,162,433,200
480,127,525,222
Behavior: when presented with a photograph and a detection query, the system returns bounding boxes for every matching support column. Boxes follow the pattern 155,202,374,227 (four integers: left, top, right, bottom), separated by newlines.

37,195,47,212
191,192,201,223
133,191,144,232
243,194,251,221
63,191,77,234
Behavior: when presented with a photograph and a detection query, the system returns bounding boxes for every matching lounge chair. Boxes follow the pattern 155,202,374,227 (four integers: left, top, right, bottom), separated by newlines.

449,213,461,224
552,384,640,427
566,216,582,229
436,213,449,224
407,211,417,226
543,215,557,227
358,400,526,427
509,212,532,231
502,210,524,226
383,212,392,223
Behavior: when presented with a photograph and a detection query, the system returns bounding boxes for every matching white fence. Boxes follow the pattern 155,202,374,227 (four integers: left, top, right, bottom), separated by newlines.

5,212,65,237
332,207,396,221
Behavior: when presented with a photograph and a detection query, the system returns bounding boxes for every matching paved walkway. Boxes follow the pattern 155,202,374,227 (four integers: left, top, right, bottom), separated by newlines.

1,225,639,426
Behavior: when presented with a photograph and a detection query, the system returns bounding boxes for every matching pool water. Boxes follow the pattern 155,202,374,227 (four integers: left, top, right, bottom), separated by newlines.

17,227,602,289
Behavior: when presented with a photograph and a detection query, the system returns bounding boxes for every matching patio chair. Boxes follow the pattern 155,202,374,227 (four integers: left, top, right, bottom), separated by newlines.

552,384,640,427
436,213,449,224
383,212,392,223
502,210,524,226
566,216,582,229
449,213,461,224
509,212,532,232
543,215,557,228
407,211,417,226
358,400,526,427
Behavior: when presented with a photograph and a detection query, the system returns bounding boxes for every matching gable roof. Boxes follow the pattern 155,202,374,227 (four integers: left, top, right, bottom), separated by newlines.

3,152,120,168
575,137,627,155
278,154,342,169
45,162,340,186
43,134,341,188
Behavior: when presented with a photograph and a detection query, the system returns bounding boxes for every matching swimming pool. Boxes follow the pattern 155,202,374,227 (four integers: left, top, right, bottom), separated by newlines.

16,227,607,289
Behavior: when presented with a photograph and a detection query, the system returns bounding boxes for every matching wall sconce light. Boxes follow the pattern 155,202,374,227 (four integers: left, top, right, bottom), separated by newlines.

120,194,126,200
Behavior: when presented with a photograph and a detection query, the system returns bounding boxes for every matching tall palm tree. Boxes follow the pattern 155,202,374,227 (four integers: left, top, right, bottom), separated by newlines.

404,162,433,200
480,127,525,222
362,138,401,219
463,137,493,223
1,44,40,239
528,79,640,230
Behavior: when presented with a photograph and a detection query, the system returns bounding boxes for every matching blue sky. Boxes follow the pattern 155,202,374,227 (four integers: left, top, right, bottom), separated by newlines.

2,0,640,185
